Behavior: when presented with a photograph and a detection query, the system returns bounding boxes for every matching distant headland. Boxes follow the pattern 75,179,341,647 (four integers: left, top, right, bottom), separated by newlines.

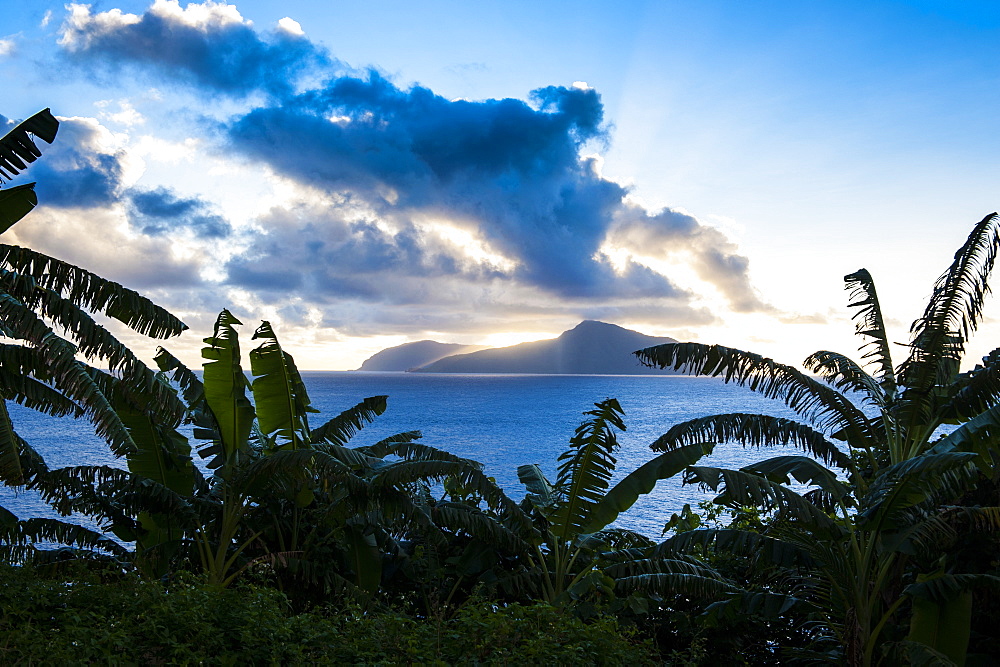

357,320,680,374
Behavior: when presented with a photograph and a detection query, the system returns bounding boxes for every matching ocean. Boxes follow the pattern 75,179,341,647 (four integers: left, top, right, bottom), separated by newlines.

3,372,810,539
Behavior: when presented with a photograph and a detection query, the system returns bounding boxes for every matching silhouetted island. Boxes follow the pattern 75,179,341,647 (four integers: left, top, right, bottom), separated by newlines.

357,341,486,371
356,321,680,374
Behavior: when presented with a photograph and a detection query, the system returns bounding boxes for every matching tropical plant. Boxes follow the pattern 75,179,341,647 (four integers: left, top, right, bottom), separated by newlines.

635,213,1000,665
0,109,189,564
0,108,59,232
507,398,736,608
128,309,416,586
393,398,738,613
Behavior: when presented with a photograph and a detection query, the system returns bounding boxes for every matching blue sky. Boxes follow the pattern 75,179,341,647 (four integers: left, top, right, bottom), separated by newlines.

2,0,999,369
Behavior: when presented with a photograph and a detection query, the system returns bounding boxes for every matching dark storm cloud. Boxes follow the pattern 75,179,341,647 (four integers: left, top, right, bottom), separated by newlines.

59,2,332,98
1,114,127,208
227,73,680,299
128,187,232,238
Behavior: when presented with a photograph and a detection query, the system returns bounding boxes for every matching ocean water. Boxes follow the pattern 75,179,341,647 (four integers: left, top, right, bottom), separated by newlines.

2,373,813,539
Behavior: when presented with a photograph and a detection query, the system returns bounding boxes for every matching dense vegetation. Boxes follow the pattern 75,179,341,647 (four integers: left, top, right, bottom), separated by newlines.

0,111,997,665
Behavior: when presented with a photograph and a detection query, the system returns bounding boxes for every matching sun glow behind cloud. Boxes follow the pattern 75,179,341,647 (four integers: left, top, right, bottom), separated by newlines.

417,219,518,274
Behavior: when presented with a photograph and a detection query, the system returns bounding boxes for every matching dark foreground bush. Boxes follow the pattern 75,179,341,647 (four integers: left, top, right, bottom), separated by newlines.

0,566,655,665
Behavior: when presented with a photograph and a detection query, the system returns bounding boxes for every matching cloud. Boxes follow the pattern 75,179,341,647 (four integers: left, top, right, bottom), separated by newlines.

607,205,773,313
7,205,207,291
1,114,131,208
58,1,332,97
95,99,145,127
0,39,15,57
224,202,501,301
225,72,687,299
128,187,232,238
46,1,770,342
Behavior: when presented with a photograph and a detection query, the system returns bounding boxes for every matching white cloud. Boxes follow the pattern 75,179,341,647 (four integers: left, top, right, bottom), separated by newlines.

95,99,145,127
0,38,14,57
59,4,141,49
148,0,247,30
59,1,248,50
133,135,200,163
277,17,304,36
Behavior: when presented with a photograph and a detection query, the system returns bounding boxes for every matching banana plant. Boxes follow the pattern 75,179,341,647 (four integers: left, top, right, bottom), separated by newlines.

0,108,187,484
140,310,433,588
418,398,737,608
0,109,189,566
635,214,1000,665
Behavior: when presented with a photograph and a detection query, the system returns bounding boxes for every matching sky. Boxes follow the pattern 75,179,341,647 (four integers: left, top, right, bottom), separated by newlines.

1,0,999,370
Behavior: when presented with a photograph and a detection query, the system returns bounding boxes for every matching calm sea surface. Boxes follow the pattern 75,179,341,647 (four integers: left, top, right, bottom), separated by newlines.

2,373,812,539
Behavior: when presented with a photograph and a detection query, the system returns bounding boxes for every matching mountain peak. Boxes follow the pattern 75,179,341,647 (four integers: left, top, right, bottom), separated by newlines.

565,320,623,334
411,321,679,374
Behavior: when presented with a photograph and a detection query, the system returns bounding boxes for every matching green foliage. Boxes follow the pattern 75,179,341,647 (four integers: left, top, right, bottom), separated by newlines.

4,117,997,663
635,214,1000,665
0,566,655,665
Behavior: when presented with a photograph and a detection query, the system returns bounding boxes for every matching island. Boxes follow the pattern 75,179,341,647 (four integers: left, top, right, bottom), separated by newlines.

357,320,680,374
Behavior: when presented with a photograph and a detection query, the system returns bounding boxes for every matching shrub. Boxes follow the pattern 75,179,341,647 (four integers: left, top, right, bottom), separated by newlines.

0,566,655,665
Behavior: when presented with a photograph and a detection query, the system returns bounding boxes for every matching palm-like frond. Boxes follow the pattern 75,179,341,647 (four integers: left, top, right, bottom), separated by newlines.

0,109,59,231
0,344,82,417
0,244,187,338
0,108,58,180
310,442,384,470
367,439,478,466
843,269,897,397
200,309,254,467
0,517,130,563
593,527,655,550
0,301,137,456
372,458,526,528
249,321,316,450
603,554,723,579
741,455,849,501
897,213,1000,434
705,591,815,623
904,573,1000,605
549,398,625,543
885,505,1000,557
111,388,195,496
0,270,184,422
583,443,715,534
430,502,533,555
652,412,854,470
685,466,844,537
233,448,366,499
29,465,198,528
154,346,205,406
365,430,422,453
857,452,977,529
310,395,387,446
635,343,876,448
0,184,38,232
517,462,557,512
154,346,222,453
926,403,1000,476
939,346,1000,422
655,528,815,568
804,350,885,407
0,401,22,484
614,572,741,598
